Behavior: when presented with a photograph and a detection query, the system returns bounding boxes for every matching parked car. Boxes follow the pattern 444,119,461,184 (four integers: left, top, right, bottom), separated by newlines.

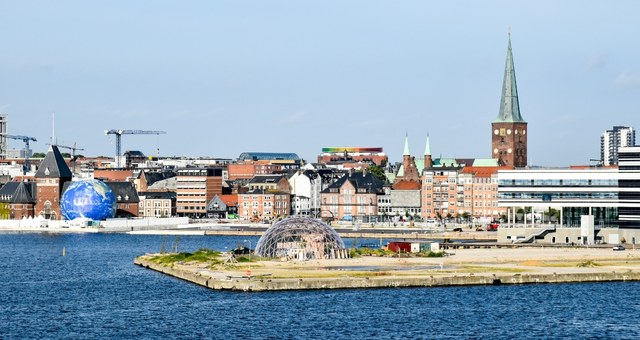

613,245,626,251
486,223,499,231
452,227,463,232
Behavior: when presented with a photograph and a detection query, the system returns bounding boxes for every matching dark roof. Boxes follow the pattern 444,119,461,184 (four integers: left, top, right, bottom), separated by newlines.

124,150,146,157
455,159,476,167
138,191,176,200
61,180,140,203
245,188,289,195
0,181,36,204
139,170,176,186
322,172,385,194
248,175,286,184
238,152,300,161
104,181,140,203
35,145,72,179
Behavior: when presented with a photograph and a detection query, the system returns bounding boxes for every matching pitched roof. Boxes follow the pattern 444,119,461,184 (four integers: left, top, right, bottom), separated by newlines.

35,145,72,179
392,181,421,190
140,170,176,186
0,181,36,204
245,188,289,195
494,34,526,123
104,181,140,203
138,191,176,200
249,175,286,184
322,172,385,194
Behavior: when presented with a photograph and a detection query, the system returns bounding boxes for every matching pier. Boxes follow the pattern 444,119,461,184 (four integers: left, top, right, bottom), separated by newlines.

134,247,640,292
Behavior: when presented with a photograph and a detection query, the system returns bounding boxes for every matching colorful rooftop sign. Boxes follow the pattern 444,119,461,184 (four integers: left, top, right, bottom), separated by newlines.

322,147,383,153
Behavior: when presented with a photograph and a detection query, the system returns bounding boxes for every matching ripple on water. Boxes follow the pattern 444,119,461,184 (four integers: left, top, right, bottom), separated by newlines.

1,233,640,339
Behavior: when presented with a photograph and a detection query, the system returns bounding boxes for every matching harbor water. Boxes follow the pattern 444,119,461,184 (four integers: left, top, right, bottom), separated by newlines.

1,233,639,339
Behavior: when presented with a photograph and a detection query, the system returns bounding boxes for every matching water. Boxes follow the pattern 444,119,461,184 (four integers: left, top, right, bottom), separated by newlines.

1,233,639,339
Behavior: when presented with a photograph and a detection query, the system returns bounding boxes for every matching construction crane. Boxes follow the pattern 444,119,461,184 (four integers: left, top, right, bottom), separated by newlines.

2,134,37,175
105,129,166,168
49,142,85,174
54,142,85,160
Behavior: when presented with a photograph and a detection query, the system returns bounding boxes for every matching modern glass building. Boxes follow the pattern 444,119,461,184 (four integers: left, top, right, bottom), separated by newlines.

498,168,621,227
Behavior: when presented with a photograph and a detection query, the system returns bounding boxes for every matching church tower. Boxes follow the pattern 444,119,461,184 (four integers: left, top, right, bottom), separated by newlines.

492,33,527,167
393,133,421,190
34,145,72,220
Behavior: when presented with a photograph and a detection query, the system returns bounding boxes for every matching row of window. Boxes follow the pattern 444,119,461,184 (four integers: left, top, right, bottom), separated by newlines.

499,192,618,199
499,179,618,186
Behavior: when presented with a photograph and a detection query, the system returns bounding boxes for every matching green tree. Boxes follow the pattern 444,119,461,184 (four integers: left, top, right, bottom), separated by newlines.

461,212,470,222
368,164,388,182
32,152,46,158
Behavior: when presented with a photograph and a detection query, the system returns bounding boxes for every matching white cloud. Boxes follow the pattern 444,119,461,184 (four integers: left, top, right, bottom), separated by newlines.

586,54,606,70
614,70,640,87
281,111,307,124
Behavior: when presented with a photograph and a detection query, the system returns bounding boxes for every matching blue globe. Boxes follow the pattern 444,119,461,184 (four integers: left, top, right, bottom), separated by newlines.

60,180,116,221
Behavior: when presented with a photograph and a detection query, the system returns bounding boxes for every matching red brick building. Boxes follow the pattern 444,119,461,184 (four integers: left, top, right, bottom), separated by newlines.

0,181,36,219
34,145,72,220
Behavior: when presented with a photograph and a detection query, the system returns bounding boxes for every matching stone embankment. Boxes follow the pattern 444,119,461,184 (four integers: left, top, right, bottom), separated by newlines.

134,256,640,292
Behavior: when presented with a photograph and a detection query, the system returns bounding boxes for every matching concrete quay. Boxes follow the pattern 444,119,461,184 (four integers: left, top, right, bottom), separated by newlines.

134,247,640,292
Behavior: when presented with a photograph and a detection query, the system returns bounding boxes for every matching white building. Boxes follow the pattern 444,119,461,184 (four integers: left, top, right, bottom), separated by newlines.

288,169,343,217
497,153,640,245
601,126,635,166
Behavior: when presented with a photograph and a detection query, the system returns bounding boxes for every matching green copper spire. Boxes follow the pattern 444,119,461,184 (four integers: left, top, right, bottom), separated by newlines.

494,33,525,123
424,133,431,156
403,132,410,156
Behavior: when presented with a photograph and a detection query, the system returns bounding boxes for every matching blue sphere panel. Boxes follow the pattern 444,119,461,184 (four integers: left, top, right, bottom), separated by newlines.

60,180,116,220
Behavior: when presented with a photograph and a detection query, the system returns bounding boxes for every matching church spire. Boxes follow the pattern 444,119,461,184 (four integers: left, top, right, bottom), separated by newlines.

403,132,410,156
494,32,525,123
424,133,431,156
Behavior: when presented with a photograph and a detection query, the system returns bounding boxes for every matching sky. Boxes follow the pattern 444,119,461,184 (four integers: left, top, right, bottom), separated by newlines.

1,1,640,166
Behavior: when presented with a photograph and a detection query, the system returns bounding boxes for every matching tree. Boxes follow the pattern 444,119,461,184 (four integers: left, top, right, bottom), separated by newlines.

32,152,46,158
368,164,388,182
461,212,470,222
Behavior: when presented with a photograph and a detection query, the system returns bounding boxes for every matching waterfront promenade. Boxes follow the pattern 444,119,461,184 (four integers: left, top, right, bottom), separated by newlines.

135,247,640,291
0,218,498,241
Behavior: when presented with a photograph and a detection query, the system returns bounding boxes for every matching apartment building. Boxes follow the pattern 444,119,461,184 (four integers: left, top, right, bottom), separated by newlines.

176,167,223,218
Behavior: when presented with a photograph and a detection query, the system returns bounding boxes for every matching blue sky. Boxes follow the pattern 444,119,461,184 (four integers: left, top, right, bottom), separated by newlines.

1,1,639,166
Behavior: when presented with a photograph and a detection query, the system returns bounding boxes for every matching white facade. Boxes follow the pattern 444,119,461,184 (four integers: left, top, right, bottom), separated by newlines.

601,126,635,166
289,171,324,216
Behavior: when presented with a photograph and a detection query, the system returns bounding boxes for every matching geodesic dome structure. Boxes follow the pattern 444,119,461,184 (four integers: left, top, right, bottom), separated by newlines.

254,217,348,260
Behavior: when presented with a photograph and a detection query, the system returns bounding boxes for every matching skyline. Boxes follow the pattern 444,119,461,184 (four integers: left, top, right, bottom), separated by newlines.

2,1,640,165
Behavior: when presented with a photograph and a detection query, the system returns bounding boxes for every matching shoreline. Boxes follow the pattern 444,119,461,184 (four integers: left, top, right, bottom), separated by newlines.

134,247,640,292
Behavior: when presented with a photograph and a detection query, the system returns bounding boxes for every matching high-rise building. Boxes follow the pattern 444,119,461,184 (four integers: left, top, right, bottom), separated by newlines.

0,114,7,160
491,34,528,168
601,126,635,166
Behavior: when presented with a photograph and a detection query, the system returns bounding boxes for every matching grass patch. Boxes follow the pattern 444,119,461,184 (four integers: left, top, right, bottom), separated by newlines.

576,260,599,268
350,248,395,258
149,248,223,265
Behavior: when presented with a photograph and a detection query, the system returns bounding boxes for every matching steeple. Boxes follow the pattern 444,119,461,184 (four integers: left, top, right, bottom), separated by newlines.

424,133,433,169
35,145,72,179
494,32,525,123
403,132,410,156
424,133,431,156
